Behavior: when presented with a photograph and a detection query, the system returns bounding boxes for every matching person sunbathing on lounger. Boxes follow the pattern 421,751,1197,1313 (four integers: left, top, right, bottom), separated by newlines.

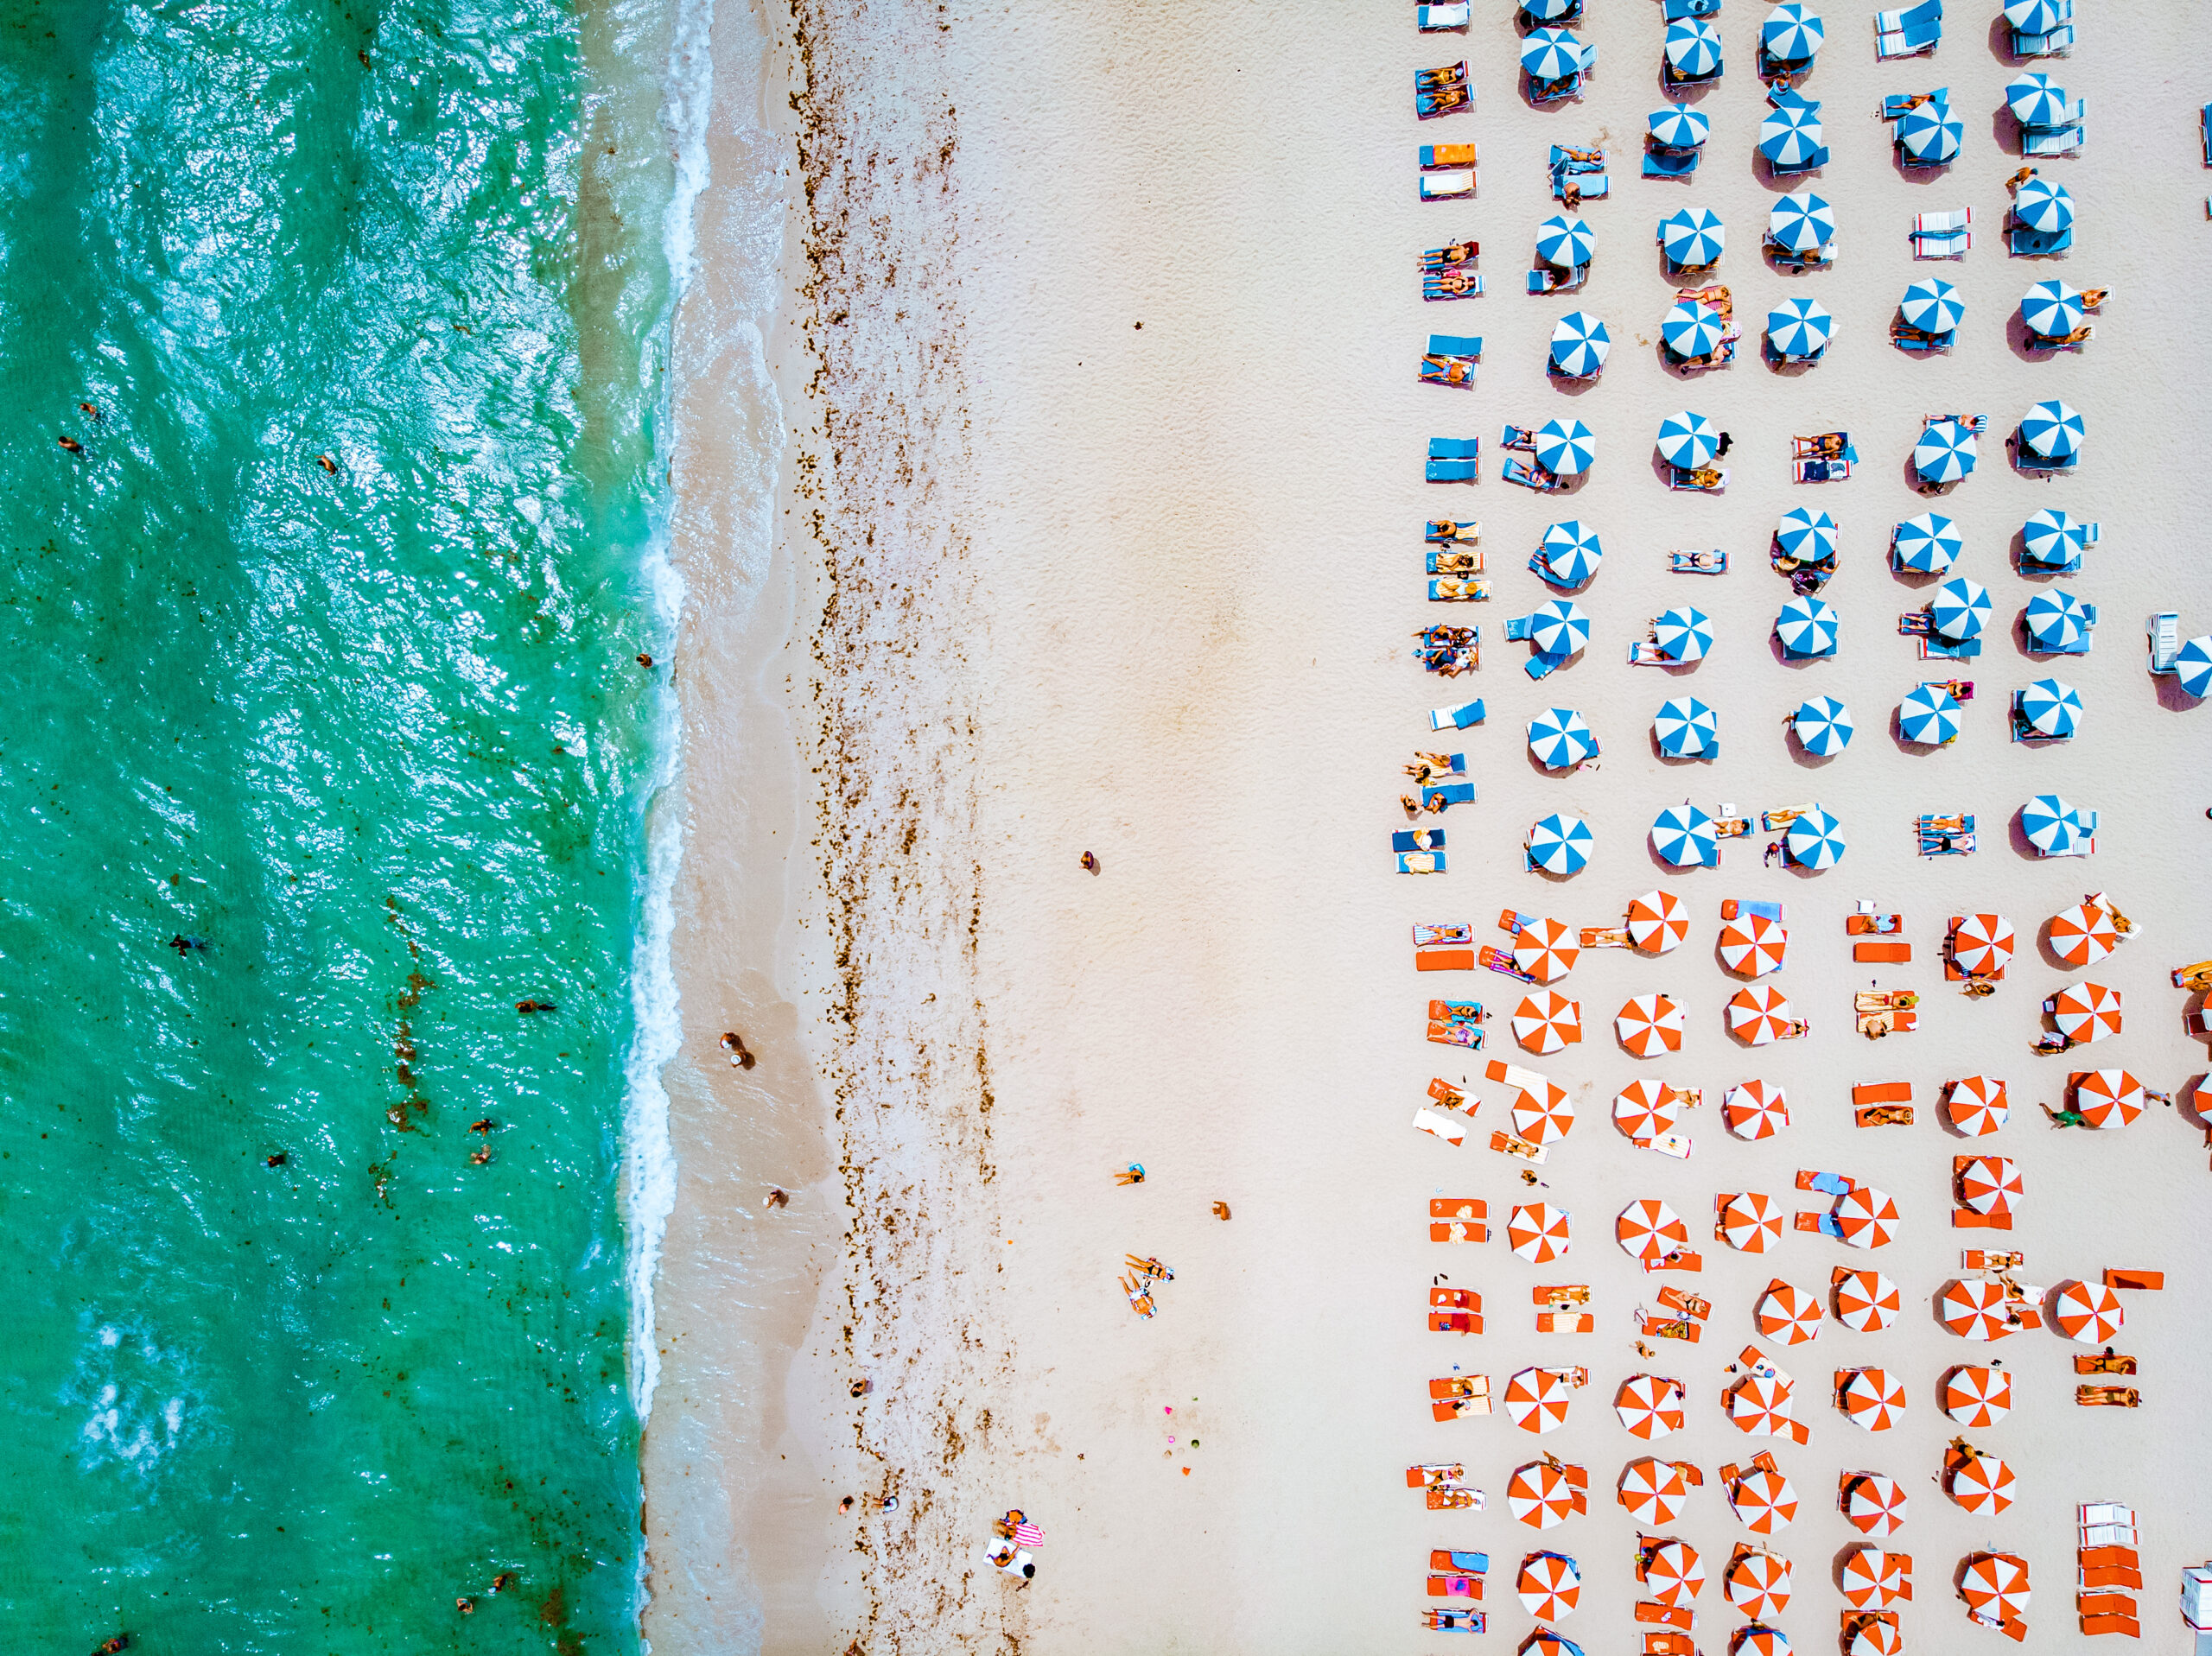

2079,288,2107,308
1425,86,1471,114
1688,466,1723,489
1434,240,1478,265
1433,270,1477,295
1422,353,1475,385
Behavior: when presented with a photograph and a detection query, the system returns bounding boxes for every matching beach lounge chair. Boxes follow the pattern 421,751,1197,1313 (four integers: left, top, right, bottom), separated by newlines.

1394,829,1447,854
1917,813,1976,855
2007,0,2072,55
1502,458,1563,492
1793,456,1850,483
1427,547,1483,575
1421,168,1477,202
2022,108,2085,157
1671,549,1726,573
1874,0,1941,59
1418,3,1474,30
1421,1608,1485,1634
1643,147,1700,180
1891,321,1955,352
1425,1573,1484,1599
1429,1548,1491,1574
1421,782,1478,810
1911,207,1971,257
1420,144,1477,170
1666,466,1728,492
1429,699,1487,731
1397,852,1447,874
1416,61,1472,118
1426,520,1481,549
1662,0,1719,16
1426,436,1480,483
1420,335,1483,387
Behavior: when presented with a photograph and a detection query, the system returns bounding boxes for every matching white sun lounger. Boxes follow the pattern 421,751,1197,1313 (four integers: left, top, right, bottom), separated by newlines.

1419,2,1474,29
1910,207,1971,257
1414,1107,1469,1146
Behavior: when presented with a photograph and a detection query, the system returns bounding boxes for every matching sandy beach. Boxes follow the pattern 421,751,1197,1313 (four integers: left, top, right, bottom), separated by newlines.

643,3,2212,1651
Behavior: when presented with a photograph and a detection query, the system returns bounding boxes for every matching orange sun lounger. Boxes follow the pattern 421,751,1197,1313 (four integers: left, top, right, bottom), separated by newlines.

1427,1574,1484,1599
1431,1196,1490,1242
1635,1602,1694,1629
2080,1565,2143,1591
1853,941,1912,962
2103,1269,2163,1291
1954,1209,2013,1229
2078,1611,2140,1637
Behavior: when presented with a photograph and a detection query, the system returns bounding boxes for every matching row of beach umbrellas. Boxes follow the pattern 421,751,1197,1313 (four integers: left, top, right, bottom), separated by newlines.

1504,588,2097,663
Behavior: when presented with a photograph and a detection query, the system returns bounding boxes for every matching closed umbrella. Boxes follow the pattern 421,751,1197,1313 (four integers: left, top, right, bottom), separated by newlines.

1727,987,1796,1048
1948,913,2015,978
1897,98,1962,162
1664,18,1724,78
1615,994,1684,1057
1549,311,1611,377
1506,1457,1582,1527
1536,213,1596,270
1529,599,1592,657
1512,1079,1578,1144
1513,916,1581,982
1505,1367,1579,1435
2019,506,2086,566
1719,1191,1783,1252
2006,70,2070,127
1654,605,1713,663
1528,813,1593,876
1516,1549,1582,1617
1642,1535,1703,1602
1945,1073,2008,1135
1841,1473,1908,1536
2018,676,2081,738
1774,595,1839,658
1536,519,1605,585
1897,683,1960,745
1528,706,1598,768
1912,418,1977,482
1513,989,1584,1052
1617,1196,1689,1264
1521,27,1586,82
2012,174,2073,232
1625,889,1689,952
1892,511,1960,573
1785,804,1846,868
1619,1456,1690,1526
2024,588,2093,650
1755,1278,1822,1344
2050,981,2122,1044
2054,1278,2126,1342
1656,409,1719,469
1899,277,1964,333
1765,295,1833,359
1508,1202,1572,1263
1722,1079,1789,1138
2019,397,2084,460
2177,636,2212,698
1762,2,1825,61
1718,912,1788,977
1649,105,1711,149
2020,278,2083,339
1662,300,1727,359
1758,101,1826,169
1840,1367,1906,1431
1616,1374,1687,1439
1650,803,1718,867
1774,506,1835,563
1727,1467,1799,1534
1658,206,1726,268
1791,695,1853,755
1535,417,1595,476
1942,1365,2012,1426
1929,575,1991,639
2019,790,2085,853
1833,1269,1899,1331
1833,1184,1897,1248
1613,1079,1681,1141
1653,696,1716,758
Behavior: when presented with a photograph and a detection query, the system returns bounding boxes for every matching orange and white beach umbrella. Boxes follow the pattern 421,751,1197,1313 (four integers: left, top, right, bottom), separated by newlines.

1641,1537,1706,1605
1756,1278,1823,1345
1940,1364,2012,1427
2052,1278,2126,1344
1514,990,1584,1054
2050,979,2122,1044
1719,1191,1784,1253
1507,1460,1585,1529
1957,1156,2020,1215
1727,985,1797,1046
1718,912,1789,977
1614,1078,1681,1142
1846,1615,1902,1656
1840,1472,1908,1536
2046,900,2119,968
1618,1456,1690,1526
1945,1074,2008,1136
1628,888,1690,953
1618,1197,1689,1265
1522,1631,1581,1656
1516,1550,1582,1620
1948,1452,2015,1514
1727,1466,1799,1534
1726,1550,1794,1620
1833,1269,1900,1332
1733,1626,1792,1656
1513,917,1583,982
1505,1367,1578,1434
1726,1374,1797,1438
1615,993,1685,1056
1834,1185,1899,1250
1509,1202,1573,1263
1838,1367,1906,1431
1723,1079,1789,1139
1513,1080,1579,1145
1616,1374,1687,1440
1938,1278,2015,1342
1960,1551,2031,1626
1840,1545,1910,1609
2072,1068,2144,1130
1948,911,2016,978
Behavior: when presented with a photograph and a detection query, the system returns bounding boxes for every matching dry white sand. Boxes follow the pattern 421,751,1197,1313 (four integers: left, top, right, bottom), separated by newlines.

645,3,2212,1652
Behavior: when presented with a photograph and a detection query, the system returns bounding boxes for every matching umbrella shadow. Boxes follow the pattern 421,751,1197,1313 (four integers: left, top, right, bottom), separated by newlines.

1891,147,1952,184
2007,529,2064,583
1546,368,1604,397
2179,1074,2211,1133
2153,676,2206,713
1891,562,1943,592
1783,723,1842,769
1766,632,1829,671
1751,152,1825,193
2005,311,2068,363
1658,72,1719,107
1992,106,2024,157
1899,447,1960,498
1987,13,2029,62
1656,344,1726,381
1888,707,1955,756
1763,346,1821,379
1652,734,1715,766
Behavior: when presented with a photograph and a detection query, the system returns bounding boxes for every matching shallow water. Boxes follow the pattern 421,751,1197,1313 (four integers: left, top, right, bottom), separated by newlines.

0,1,682,1647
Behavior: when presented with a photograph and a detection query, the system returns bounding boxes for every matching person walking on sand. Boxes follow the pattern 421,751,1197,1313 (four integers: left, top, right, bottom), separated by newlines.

721,1031,754,1069
1114,1164,1145,1186
763,1187,788,1209
1080,851,1099,873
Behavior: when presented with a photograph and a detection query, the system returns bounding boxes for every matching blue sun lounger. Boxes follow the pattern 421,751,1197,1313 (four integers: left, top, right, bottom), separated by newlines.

1397,852,1449,873
1427,437,1480,483
1662,0,1719,16
1431,699,1488,730
2007,219,2073,256
2021,111,2084,157
1394,829,1449,853
1875,0,1941,59
1643,146,1700,179
1421,335,1484,387
1422,781,1479,809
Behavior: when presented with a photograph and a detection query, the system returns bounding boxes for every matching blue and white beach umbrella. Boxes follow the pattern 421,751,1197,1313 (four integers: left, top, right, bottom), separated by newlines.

1654,696,1718,758
2020,509,2085,566
1767,192,1835,254
2019,676,2082,739
1529,812,1595,876
1550,311,1611,377
1662,301,1727,359
1913,419,1978,484
2020,280,2084,340
1930,575,1993,640
1535,417,1596,477
2012,175,2074,233
2006,72,2071,128
1536,214,1596,270
1528,707,1599,769
1766,296,1834,359
1653,606,1713,663
2005,0,2067,29
2024,588,2093,651
2173,636,2212,700
1897,99,1963,162
1775,595,1840,658
1664,18,1724,78
1523,0,1580,18
1900,279,1965,334
1762,3,1826,62
1774,507,1836,564
1897,682,1961,745
1785,805,1847,869
1529,599,1592,658
2019,399,2085,461
1659,207,1726,269
1656,409,1719,469
1650,803,1719,868
1793,695,1855,755
1522,28,1586,82
1758,102,1826,169
2021,791,2085,855
1648,105,1712,149
1538,519,1605,585
1892,511,1961,574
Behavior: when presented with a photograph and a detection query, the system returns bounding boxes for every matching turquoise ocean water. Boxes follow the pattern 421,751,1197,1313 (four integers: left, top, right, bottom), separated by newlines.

0,2,686,1649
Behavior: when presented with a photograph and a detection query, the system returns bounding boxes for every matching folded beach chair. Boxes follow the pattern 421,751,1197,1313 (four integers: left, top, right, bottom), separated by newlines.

1874,0,1941,59
1910,206,1971,257
1430,699,1487,730
1418,3,1474,30
1426,436,1480,483
2022,107,2084,156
